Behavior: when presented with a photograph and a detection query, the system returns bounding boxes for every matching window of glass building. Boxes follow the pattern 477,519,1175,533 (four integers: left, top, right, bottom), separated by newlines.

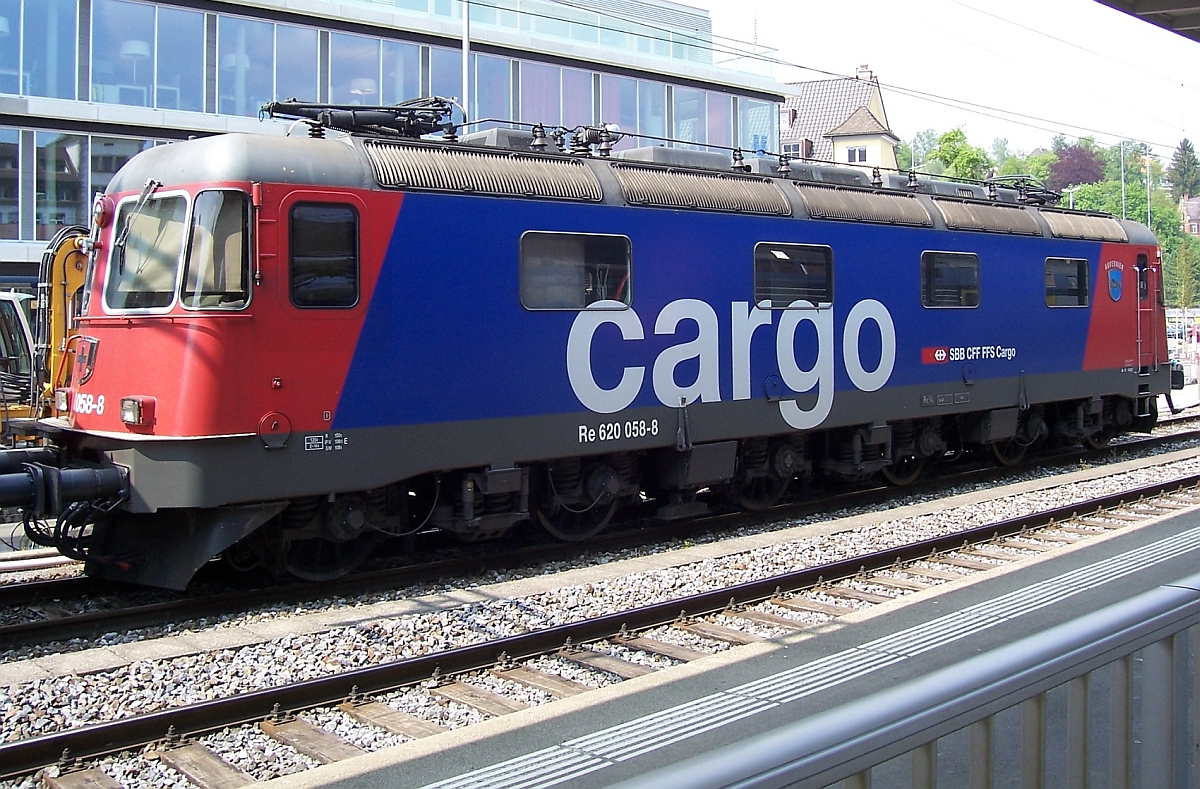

707,92,732,151
598,19,632,52
638,81,665,143
673,87,705,148
0,128,15,240
155,7,203,112
474,54,510,129
90,137,155,201
22,0,76,99
738,97,776,154
217,15,274,117
521,61,560,128
430,46,462,122
330,32,381,106
562,68,592,128
601,74,637,150
0,0,17,95
382,40,419,105
92,0,155,107
276,24,318,103
36,132,86,241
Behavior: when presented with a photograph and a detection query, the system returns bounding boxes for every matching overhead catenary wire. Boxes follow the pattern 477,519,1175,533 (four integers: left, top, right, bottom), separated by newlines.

450,0,1180,154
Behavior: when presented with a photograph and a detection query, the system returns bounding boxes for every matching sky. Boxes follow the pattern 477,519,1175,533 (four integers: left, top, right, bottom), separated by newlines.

684,0,1200,160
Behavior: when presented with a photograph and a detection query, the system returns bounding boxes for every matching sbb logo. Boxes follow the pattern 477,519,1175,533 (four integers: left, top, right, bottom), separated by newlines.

922,346,949,364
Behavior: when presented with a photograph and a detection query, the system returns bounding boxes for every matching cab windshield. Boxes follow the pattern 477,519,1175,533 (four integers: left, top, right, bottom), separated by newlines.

182,191,250,309
105,195,187,310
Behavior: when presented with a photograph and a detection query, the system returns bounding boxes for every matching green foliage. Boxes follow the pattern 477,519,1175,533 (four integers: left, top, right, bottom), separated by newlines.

896,140,912,171
893,128,1197,304
995,149,1056,181
1164,237,1200,309
991,138,1012,167
929,129,993,181
1167,138,1200,201
910,129,939,168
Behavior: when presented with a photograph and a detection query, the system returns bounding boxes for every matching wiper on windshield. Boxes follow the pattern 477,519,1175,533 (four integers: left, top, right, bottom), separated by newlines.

112,178,163,267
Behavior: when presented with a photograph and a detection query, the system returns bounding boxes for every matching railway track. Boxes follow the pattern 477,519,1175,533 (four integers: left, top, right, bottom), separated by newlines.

4,472,1200,785
3,425,1200,655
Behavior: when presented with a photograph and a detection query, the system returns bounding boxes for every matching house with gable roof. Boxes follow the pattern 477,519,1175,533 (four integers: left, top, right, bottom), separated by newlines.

780,66,899,172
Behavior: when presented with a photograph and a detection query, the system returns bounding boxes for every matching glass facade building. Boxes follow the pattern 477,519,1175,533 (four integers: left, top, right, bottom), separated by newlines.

0,0,782,271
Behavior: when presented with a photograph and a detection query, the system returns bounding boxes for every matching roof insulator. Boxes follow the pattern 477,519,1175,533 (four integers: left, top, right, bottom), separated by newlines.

778,154,791,178
871,167,882,188
530,124,549,152
907,170,919,190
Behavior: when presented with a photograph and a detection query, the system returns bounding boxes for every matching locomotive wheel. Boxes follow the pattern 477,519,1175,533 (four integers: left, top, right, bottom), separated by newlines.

990,438,1027,467
536,498,619,541
283,533,381,582
735,473,790,511
1084,428,1115,450
880,455,926,486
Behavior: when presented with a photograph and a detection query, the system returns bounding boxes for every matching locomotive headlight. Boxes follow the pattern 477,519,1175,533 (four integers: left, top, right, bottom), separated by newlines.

120,396,155,427
54,389,70,413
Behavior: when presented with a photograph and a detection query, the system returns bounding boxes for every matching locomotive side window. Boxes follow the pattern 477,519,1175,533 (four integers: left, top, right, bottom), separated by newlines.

1044,257,1089,307
290,203,359,308
1137,253,1149,301
182,191,250,310
520,232,632,310
105,195,188,311
921,251,979,308
753,243,832,308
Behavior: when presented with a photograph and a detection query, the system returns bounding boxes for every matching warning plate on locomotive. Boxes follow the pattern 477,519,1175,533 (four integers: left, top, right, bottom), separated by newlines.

304,433,349,451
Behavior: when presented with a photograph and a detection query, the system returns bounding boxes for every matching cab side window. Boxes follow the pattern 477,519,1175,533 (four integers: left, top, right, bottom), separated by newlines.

1044,257,1088,307
921,251,979,308
290,203,359,308
520,232,631,310
753,242,832,308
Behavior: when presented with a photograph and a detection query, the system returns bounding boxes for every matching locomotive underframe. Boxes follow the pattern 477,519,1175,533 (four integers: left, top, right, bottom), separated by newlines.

47,366,1163,589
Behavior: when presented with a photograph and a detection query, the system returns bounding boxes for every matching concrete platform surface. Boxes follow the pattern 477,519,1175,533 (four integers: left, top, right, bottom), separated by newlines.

258,491,1200,788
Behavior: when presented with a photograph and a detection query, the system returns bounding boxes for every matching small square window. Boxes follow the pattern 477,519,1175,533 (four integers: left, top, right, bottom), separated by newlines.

857,147,867,161
847,148,857,163
754,243,832,308
521,232,631,310
290,203,358,308
921,251,979,308
1044,257,1088,307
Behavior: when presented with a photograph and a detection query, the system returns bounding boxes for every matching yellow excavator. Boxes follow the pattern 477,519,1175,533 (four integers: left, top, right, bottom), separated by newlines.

0,225,90,440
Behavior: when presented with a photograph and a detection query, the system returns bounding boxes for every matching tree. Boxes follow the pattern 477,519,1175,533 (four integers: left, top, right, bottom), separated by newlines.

996,148,1057,181
1167,138,1200,201
1046,144,1104,192
1177,240,1196,311
910,129,939,169
928,128,992,181
991,138,1013,169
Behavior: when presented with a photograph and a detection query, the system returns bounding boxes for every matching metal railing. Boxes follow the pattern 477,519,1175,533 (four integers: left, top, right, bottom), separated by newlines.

610,573,1200,789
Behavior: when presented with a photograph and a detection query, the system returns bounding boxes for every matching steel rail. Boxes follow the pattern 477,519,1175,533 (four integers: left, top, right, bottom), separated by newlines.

1,473,1197,780
2,428,1199,651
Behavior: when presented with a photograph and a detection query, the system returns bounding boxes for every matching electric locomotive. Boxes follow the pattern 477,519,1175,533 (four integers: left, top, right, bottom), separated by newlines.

3,99,1173,589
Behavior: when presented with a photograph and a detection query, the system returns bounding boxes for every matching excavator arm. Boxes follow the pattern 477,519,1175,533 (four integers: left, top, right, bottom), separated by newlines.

34,225,90,419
